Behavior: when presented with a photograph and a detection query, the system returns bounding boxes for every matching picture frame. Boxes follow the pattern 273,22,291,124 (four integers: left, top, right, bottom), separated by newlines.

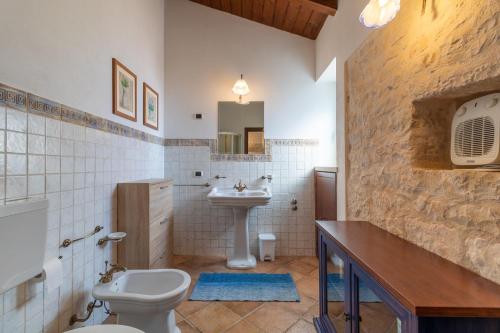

112,58,137,121
143,83,159,130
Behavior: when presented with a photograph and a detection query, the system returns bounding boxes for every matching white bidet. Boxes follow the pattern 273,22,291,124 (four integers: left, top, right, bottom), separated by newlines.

92,269,191,333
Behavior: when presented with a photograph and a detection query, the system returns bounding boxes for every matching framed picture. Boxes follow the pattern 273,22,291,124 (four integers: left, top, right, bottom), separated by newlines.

112,58,137,121
143,83,159,130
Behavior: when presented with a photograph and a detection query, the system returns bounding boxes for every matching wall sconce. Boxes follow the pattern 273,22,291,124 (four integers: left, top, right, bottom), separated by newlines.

360,0,400,29
232,74,250,105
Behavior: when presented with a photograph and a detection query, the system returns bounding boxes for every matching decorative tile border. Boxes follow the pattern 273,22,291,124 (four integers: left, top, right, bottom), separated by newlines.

211,153,273,161
165,138,318,161
0,82,164,146
0,84,27,111
164,139,211,146
269,139,320,146
28,93,61,119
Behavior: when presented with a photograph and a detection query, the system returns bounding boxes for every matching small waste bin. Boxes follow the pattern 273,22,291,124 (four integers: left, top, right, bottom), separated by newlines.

259,233,276,261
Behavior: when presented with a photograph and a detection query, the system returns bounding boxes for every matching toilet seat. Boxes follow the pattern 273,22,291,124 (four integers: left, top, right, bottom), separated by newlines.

68,324,144,333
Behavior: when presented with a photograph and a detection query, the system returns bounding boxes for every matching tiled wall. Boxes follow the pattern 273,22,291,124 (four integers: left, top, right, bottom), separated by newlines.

165,141,320,257
0,104,164,333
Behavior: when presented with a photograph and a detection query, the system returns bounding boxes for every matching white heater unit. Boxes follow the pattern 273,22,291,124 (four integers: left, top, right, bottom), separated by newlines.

451,93,500,168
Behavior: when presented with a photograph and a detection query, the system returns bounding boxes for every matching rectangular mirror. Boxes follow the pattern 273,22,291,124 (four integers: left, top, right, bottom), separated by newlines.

218,101,265,155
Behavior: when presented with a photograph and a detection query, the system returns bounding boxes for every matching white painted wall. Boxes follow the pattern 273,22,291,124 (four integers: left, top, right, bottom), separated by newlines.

165,0,336,165
315,0,371,219
0,0,165,136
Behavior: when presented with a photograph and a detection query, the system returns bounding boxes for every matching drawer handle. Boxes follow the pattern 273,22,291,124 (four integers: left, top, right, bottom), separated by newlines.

159,218,169,225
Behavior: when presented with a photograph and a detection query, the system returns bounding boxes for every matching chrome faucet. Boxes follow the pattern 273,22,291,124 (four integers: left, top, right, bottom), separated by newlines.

261,175,273,183
233,180,247,192
99,261,127,284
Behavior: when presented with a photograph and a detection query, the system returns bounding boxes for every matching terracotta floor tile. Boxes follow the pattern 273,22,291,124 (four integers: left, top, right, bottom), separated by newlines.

277,296,317,315
302,303,320,324
177,300,210,317
296,277,319,300
246,303,301,332
175,310,185,323
225,319,264,333
286,260,317,275
271,265,305,282
173,255,193,265
222,301,263,317
296,256,319,267
177,320,201,333
190,256,226,266
286,319,316,333
187,303,241,333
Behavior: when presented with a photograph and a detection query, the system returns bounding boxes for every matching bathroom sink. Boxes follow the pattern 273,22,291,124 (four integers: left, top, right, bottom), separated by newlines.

207,186,272,207
207,185,272,269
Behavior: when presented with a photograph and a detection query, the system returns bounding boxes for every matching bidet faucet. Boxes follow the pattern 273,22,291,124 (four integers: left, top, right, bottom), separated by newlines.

233,180,247,192
99,260,127,283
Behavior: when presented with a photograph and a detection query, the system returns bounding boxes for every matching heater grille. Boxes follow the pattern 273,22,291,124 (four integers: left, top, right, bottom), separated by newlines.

454,116,495,157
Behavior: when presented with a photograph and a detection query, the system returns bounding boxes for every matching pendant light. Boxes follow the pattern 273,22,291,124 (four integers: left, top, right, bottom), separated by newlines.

232,74,250,105
360,0,400,29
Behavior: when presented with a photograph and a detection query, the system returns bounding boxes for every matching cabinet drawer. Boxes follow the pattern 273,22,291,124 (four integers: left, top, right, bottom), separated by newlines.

149,182,171,223
149,218,168,263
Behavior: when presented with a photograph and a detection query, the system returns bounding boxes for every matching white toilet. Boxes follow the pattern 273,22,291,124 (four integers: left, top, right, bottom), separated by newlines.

93,269,191,333
69,325,144,333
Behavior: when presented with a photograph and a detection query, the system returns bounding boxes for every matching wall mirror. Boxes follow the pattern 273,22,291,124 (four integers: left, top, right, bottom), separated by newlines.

217,101,265,155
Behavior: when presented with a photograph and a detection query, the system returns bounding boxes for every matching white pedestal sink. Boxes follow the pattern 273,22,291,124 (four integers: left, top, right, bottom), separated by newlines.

207,186,272,269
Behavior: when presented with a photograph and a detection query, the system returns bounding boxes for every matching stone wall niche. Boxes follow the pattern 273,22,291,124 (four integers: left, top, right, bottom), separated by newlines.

411,77,500,170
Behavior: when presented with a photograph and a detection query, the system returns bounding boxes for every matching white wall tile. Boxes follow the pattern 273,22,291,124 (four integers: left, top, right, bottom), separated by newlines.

0,114,164,333
28,114,45,136
7,131,26,153
6,109,27,133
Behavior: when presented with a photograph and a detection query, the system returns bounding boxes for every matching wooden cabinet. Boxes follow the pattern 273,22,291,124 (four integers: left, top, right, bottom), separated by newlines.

117,179,174,269
314,220,500,333
315,168,337,220
315,168,337,256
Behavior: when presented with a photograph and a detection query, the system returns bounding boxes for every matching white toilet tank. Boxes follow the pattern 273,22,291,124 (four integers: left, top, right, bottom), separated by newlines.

0,199,48,293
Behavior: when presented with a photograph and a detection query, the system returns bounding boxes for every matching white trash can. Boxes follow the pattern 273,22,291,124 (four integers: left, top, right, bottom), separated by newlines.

259,233,276,261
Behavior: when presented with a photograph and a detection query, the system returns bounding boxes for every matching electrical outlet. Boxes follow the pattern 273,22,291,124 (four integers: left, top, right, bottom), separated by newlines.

194,113,203,119
194,171,203,177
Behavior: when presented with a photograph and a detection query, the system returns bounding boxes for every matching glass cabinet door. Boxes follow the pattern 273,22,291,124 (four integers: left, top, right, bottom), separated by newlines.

326,250,349,333
354,274,402,333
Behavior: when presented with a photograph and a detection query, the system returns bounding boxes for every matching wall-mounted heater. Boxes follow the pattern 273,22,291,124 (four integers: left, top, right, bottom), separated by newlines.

451,93,500,169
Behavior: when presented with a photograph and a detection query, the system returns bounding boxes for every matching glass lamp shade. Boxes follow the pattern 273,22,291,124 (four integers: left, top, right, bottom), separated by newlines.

360,0,400,29
232,78,250,96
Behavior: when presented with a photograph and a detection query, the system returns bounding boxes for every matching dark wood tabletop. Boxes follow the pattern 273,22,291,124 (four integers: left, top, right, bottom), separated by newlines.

316,220,500,317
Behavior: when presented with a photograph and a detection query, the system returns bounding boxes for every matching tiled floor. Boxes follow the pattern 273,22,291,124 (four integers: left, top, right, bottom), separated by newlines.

171,255,320,333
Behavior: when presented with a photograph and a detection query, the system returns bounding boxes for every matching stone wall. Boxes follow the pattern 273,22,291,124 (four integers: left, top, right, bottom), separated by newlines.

345,0,500,283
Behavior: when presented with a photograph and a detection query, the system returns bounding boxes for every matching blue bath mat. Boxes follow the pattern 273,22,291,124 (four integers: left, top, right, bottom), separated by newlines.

189,272,300,302
328,273,380,302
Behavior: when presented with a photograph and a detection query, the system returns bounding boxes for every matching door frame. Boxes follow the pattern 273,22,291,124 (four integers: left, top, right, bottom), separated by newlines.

244,127,264,154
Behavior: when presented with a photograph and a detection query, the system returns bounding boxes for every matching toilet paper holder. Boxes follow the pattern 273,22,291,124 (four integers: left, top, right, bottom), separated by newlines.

33,256,63,280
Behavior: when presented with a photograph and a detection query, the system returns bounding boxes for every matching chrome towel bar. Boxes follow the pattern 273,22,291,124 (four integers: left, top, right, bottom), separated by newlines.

60,225,104,248
174,183,211,187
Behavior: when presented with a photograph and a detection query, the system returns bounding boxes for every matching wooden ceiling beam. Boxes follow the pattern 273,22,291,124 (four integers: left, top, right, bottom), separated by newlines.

292,0,337,16
189,0,335,40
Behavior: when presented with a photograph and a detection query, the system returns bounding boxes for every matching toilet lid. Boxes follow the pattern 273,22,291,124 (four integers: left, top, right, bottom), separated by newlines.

68,325,144,333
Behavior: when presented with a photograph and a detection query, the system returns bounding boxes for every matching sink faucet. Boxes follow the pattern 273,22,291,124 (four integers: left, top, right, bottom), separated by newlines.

233,180,247,192
99,261,127,284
